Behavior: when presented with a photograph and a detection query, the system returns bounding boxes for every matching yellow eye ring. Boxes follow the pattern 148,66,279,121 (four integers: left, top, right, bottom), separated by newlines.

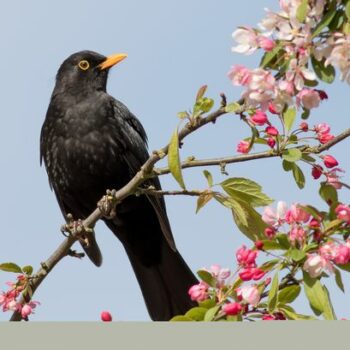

78,60,90,71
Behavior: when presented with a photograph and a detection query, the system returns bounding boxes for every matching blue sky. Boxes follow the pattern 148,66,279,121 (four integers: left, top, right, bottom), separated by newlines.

0,0,349,321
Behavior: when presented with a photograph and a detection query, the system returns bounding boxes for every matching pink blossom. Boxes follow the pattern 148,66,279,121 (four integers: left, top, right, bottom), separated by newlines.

315,123,331,134
262,201,287,227
303,254,333,278
265,126,279,136
289,226,306,244
257,36,276,51
323,155,339,169
232,27,259,55
205,264,231,287
335,204,350,223
222,302,243,316
297,89,321,110
251,110,268,125
239,267,265,281
237,140,250,154
101,311,113,322
334,245,350,265
319,242,337,260
285,204,310,224
318,133,335,144
188,282,208,302
227,65,252,86
237,285,260,307
236,245,257,267
326,168,344,189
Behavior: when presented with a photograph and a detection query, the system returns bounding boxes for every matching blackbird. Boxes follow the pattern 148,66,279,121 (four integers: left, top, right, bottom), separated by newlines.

40,50,197,321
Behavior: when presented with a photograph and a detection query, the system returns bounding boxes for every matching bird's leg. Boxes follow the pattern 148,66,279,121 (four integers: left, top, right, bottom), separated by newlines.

61,214,95,250
67,250,85,260
97,189,117,219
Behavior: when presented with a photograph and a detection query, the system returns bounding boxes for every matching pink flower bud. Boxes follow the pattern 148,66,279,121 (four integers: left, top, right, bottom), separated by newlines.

21,304,33,318
318,133,335,144
335,204,350,223
188,282,208,302
237,285,260,307
334,245,350,265
267,137,276,148
323,155,339,168
264,227,276,239
303,254,331,278
237,140,250,154
300,122,308,132
101,311,113,322
268,103,279,115
316,90,328,100
236,245,257,267
257,36,276,51
222,302,243,316
262,314,276,321
265,126,279,136
286,204,310,224
251,110,268,126
312,165,323,179
255,240,264,250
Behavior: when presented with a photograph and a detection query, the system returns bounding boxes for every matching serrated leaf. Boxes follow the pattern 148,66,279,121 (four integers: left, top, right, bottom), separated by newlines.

185,307,207,321
292,163,306,189
170,315,194,321
282,148,302,162
196,192,213,213
334,268,345,292
168,128,185,189
199,299,217,309
0,263,22,273
22,265,33,275
283,107,296,133
289,248,306,262
221,177,273,207
311,56,335,84
312,0,337,37
268,273,279,312
297,0,308,22
278,285,301,304
345,1,350,20
303,271,324,316
197,270,216,288
225,102,241,113
196,85,208,102
203,170,213,187
204,306,220,322
319,183,338,205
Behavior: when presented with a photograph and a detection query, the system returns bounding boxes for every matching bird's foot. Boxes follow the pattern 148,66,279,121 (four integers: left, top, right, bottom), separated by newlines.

67,249,85,260
98,190,117,219
61,215,94,247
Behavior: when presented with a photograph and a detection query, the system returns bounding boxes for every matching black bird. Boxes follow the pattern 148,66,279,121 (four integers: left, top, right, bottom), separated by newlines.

40,50,197,320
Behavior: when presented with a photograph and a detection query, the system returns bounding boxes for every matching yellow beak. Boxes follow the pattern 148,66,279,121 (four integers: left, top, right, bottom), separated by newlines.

99,53,128,70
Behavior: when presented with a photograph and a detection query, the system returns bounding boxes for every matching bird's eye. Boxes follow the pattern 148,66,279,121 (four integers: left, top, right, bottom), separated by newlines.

78,60,90,71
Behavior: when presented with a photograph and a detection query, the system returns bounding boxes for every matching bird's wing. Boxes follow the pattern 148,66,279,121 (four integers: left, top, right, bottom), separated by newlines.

110,99,177,251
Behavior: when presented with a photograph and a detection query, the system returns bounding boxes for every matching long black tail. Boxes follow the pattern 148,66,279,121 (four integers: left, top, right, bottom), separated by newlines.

124,238,198,321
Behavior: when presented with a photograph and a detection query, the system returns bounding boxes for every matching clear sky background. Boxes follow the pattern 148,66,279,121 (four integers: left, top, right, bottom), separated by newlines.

0,0,349,321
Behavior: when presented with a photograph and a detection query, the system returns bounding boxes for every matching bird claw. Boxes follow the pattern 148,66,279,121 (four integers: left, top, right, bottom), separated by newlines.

98,190,117,219
61,215,94,247
67,249,85,259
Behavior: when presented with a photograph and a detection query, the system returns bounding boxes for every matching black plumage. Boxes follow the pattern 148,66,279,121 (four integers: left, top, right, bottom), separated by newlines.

40,50,197,320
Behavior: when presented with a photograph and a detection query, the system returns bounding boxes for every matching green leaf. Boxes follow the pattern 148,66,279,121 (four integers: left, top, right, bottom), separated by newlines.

22,265,33,275
259,240,284,251
185,307,207,321
297,0,308,23
260,44,283,68
221,177,273,207
203,170,213,187
346,1,350,20
282,148,302,162
312,0,337,37
322,286,337,320
168,128,186,189
260,259,280,272
177,111,190,120
225,102,241,113
278,285,301,304
197,270,216,288
276,234,291,249
196,192,213,213
194,97,214,115
311,56,335,84
299,205,322,219
196,85,208,102
334,268,345,292
289,248,306,262
283,107,296,133
214,195,248,227
302,153,316,163
319,183,338,205
279,305,316,320
292,163,306,189
282,160,294,172
337,263,350,272
199,298,217,309
303,272,324,316
0,262,22,273
204,306,220,322
268,273,279,312
170,315,194,321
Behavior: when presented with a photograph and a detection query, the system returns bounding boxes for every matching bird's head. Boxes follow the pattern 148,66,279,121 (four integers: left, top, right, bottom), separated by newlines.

54,50,127,96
